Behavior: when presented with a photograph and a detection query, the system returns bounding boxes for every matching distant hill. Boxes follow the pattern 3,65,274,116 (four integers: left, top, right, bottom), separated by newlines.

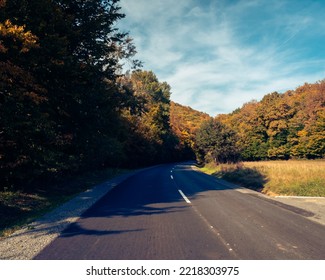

217,80,325,160
170,102,211,158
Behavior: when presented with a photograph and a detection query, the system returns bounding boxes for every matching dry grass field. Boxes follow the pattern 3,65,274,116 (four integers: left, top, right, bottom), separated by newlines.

201,160,325,197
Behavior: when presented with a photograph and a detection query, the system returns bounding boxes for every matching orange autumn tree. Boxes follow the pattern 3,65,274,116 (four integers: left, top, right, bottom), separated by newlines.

215,80,325,160
1,0,139,190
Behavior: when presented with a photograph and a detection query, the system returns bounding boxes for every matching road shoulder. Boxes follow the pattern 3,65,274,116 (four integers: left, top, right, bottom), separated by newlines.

192,165,325,226
271,196,325,226
0,168,147,260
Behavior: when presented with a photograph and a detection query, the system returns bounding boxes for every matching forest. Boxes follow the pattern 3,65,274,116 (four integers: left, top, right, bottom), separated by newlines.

1,0,324,193
195,80,324,164
0,0,210,191
215,81,325,162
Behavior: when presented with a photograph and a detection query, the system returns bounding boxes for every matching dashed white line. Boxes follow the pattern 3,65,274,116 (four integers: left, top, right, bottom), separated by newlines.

178,189,191,204
170,175,174,179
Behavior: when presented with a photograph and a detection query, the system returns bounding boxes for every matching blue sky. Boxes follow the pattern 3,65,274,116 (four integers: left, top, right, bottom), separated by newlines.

117,0,325,116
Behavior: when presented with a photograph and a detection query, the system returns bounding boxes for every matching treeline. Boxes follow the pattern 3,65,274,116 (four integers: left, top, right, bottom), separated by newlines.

0,0,192,191
2,1,323,192
214,81,325,161
170,102,211,159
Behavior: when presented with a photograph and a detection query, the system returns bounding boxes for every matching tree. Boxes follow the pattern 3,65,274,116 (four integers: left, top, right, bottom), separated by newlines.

0,4,52,189
195,119,240,164
216,80,325,160
118,70,178,166
170,102,211,160
0,0,139,190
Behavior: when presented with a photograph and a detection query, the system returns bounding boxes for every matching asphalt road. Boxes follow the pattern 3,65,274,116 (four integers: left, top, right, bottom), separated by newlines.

34,162,325,259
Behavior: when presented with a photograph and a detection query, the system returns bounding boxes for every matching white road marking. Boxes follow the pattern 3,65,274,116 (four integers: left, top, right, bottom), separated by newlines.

178,189,191,204
170,175,174,179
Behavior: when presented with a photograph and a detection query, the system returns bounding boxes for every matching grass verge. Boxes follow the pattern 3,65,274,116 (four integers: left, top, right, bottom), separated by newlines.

200,160,325,197
0,168,130,237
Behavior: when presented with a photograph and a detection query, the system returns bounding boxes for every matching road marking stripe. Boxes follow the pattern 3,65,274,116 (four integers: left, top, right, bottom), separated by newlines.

178,189,191,204
170,175,174,179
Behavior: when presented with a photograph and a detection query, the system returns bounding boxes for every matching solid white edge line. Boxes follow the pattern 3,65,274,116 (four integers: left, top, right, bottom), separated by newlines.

178,189,191,204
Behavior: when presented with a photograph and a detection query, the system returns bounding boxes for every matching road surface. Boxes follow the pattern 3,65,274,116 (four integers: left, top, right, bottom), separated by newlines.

34,162,325,259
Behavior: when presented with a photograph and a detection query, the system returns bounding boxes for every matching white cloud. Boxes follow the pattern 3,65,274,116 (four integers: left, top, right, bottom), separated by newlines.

118,0,325,115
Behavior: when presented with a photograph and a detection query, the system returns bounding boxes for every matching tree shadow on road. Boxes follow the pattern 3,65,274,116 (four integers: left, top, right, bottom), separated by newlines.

59,223,144,238
48,163,268,240
91,205,187,218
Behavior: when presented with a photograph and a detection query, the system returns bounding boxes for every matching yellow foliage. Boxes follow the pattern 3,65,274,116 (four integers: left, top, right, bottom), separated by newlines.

0,19,38,53
297,130,308,137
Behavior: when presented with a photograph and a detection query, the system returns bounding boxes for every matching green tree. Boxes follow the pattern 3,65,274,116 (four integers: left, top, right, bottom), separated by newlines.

195,119,240,164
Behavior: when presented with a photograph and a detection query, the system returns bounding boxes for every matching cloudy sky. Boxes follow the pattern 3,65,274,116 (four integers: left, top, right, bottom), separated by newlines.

117,0,325,116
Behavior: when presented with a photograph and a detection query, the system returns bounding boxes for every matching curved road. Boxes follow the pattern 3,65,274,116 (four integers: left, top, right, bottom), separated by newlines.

35,162,325,259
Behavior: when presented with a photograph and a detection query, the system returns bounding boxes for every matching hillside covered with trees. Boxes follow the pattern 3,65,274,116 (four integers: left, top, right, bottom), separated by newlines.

212,81,325,162
170,102,211,160
196,80,324,164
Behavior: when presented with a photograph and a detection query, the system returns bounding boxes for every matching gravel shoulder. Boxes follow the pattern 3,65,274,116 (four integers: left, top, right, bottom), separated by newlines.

1,165,324,260
0,170,141,260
